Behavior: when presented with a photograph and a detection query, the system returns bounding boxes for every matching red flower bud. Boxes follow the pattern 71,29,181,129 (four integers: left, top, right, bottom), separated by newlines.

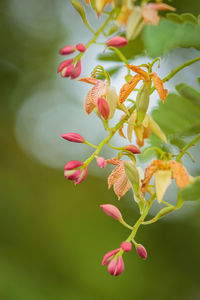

60,45,75,55
106,36,128,48
96,157,107,168
64,160,83,170
71,60,82,79
136,244,147,259
62,64,75,77
76,43,87,52
125,145,141,154
100,204,122,221
61,132,85,143
120,241,132,252
102,248,121,266
64,169,82,180
74,166,88,185
57,59,74,73
108,256,124,276
97,97,110,120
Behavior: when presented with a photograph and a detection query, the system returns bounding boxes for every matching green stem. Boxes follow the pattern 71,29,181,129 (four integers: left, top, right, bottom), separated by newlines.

120,219,133,230
107,47,129,65
150,56,200,94
176,134,200,162
83,105,136,167
74,9,116,63
84,141,97,148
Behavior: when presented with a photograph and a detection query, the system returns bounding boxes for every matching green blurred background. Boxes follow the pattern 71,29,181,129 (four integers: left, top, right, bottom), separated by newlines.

1,0,200,299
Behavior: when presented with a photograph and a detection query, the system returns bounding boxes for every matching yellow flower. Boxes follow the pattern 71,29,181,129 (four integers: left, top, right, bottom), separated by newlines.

141,160,190,203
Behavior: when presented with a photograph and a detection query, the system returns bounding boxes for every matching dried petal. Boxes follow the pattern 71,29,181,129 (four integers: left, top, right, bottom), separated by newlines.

169,161,190,189
127,65,150,81
113,174,131,199
108,163,124,189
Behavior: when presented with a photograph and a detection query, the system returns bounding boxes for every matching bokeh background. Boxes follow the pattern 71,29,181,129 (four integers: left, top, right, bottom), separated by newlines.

1,0,200,299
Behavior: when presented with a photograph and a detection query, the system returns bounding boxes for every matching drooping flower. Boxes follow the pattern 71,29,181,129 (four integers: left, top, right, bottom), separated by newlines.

97,97,110,120
119,111,167,148
102,248,120,266
142,3,175,25
119,65,168,104
141,159,190,202
64,160,88,185
107,256,124,276
71,60,82,79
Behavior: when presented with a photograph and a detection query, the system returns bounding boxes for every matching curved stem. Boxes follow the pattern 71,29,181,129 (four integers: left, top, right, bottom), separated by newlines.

176,134,200,162
150,56,200,94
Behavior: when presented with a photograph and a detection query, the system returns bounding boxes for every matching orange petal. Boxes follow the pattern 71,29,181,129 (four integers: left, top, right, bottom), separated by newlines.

84,89,96,114
127,65,150,81
78,77,99,85
119,74,141,104
114,174,131,199
151,3,175,12
141,160,167,194
108,163,124,189
142,3,175,25
169,161,190,189
150,72,168,102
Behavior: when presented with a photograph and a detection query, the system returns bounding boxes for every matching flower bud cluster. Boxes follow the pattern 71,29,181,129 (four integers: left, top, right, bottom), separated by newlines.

58,43,86,79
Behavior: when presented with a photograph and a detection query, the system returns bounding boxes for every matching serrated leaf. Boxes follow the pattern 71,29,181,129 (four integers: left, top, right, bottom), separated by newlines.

180,13,197,24
143,19,200,57
166,13,183,24
150,84,200,148
180,178,200,201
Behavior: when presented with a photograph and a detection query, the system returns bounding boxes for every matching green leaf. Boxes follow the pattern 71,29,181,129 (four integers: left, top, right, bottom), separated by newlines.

180,13,197,24
143,19,200,57
150,84,200,148
166,13,183,24
180,177,200,201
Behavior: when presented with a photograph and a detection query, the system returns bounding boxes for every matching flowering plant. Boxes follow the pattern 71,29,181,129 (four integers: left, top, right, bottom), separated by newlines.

58,0,200,276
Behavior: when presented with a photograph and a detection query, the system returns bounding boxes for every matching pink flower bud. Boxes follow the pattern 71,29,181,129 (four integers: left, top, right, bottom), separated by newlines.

120,241,132,252
71,60,82,79
97,97,110,120
96,157,107,169
125,145,141,154
60,45,76,55
106,36,128,48
61,132,85,143
57,59,74,73
136,244,147,259
64,169,82,180
76,43,87,52
108,256,124,276
64,160,83,170
74,166,88,185
100,204,122,221
62,64,75,77
102,248,121,266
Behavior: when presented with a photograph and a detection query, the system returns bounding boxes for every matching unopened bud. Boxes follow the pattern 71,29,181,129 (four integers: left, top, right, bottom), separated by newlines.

76,43,86,52
121,241,132,252
60,45,75,55
61,64,75,77
108,256,124,276
97,97,110,120
61,132,85,143
57,59,74,73
96,157,107,169
136,83,150,126
136,244,147,259
71,60,82,79
102,248,121,266
64,160,83,170
100,204,122,221
124,145,141,154
106,36,128,48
